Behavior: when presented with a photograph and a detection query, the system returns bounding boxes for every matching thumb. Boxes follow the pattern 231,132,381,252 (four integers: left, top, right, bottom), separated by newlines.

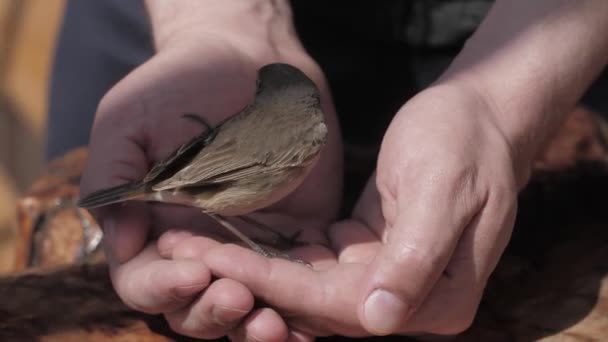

80,77,151,265
355,179,474,335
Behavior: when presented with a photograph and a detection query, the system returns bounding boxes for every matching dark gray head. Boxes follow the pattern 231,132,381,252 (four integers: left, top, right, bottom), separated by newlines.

255,63,321,103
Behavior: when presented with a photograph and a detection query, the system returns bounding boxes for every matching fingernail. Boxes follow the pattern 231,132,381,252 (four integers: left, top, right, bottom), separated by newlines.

173,283,207,299
211,304,248,325
288,330,313,342
364,289,410,335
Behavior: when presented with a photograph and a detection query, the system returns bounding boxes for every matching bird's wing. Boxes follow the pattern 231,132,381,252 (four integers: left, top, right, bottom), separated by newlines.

151,136,269,190
193,162,276,184
142,128,217,184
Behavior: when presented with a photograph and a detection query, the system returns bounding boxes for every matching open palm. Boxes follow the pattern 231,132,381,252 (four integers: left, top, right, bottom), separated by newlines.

79,36,342,340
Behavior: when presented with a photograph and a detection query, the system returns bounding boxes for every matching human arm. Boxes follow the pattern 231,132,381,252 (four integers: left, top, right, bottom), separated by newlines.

79,0,342,340
179,0,608,337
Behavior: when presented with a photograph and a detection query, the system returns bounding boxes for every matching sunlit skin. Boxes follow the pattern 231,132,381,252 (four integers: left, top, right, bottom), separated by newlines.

79,63,327,260
79,0,608,340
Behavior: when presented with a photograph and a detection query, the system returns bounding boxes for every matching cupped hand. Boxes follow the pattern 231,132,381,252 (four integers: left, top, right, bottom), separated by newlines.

79,34,342,340
175,82,522,338
351,84,519,335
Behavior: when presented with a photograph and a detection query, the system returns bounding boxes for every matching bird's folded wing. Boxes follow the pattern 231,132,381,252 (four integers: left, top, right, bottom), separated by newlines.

151,139,264,190
143,129,217,184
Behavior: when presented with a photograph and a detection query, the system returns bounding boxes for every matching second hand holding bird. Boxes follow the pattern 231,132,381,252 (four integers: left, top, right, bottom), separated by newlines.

78,63,328,264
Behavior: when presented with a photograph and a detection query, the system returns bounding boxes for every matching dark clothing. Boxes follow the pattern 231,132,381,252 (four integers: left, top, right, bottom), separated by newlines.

47,0,152,159
46,0,491,159
47,0,607,161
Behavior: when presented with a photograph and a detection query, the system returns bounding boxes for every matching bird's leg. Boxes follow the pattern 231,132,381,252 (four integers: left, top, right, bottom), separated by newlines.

238,215,304,250
182,113,214,132
207,213,310,266
208,213,271,256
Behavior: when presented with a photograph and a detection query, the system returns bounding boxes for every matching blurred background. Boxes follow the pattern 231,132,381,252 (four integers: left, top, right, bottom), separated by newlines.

0,2,606,340
0,0,65,272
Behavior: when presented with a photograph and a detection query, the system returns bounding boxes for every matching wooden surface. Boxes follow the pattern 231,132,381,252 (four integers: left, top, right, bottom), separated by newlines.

0,0,65,273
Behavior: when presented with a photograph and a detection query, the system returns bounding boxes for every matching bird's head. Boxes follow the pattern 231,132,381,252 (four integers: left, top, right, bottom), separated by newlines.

255,63,321,105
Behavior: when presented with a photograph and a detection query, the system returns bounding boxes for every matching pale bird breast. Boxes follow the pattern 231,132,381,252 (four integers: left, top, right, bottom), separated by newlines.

312,122,328,143
193,166,306,216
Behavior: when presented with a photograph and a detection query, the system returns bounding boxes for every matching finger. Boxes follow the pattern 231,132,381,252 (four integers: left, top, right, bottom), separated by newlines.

110,244,211,314
156,229,196,258
166,278,254,339
228,308,289,342
101,203,150,265
406,188,517,334
328,219,380,264
168,237,323,338
330,173,384,264
351,173,386,233
287,330,316,342
290,243,338,271
171,235,224,260
357,176,483,335
204,244,368,337
79,72,150,264
79,73,151,199
169,230,337,270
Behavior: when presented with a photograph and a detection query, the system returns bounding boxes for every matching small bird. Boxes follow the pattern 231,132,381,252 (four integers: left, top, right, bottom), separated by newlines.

78,63,328,261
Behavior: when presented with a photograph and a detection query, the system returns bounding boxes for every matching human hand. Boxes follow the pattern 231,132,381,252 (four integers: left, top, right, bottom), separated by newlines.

347,83,520,335
170,82,522,338
79,26,342,340
164,0,608,337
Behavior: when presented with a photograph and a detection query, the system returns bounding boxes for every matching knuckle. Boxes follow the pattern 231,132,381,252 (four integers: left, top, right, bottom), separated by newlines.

165,308,233,340
114,271,159,314
393,244,442,281
119,289,159,315
173,240,206,259
165,314,213,339
165,315,196,338
490,179,517,205
434,311,476,335
429,294,480,335
119,293,151,314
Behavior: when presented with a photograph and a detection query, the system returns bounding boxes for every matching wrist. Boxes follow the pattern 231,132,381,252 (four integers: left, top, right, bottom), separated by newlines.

434,0,608,189
426,79,534,189
144,0,304,64
439,63,564,190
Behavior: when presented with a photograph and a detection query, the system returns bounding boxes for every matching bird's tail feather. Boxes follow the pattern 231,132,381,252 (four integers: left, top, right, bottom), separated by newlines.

77,182,147,209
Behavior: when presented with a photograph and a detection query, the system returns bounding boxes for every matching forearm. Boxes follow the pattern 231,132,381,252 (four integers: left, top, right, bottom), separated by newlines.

442,0,608,184
144,0,304,61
